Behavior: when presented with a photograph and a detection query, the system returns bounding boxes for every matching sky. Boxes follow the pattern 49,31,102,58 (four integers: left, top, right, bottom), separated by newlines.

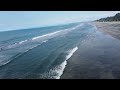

0,11,120,31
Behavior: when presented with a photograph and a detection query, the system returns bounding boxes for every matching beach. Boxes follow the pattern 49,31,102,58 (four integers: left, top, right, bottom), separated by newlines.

61,22,120,79
1,11,120,79
1,22,120,79
93,22,120,40
0,22,93,79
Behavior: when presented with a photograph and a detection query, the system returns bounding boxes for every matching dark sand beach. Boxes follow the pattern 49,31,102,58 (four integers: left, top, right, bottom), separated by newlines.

93,22,120,40
61,22,120,79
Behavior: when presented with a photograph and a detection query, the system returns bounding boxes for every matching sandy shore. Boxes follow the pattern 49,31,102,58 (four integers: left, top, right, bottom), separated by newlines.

92,22,120,40
61,22,120,79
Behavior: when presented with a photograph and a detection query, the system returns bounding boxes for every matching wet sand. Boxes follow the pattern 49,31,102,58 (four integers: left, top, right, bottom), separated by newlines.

93,22,120,40
61,22,120,79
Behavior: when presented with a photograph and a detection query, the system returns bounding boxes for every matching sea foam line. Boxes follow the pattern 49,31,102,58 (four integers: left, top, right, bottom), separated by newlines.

3,39,29,50
31,24,82,41
32,31,61,40
0,40,48,67
18,40,28,44
0,60,11,67
0,23,83,51
49,46,78,79
58,46,78,79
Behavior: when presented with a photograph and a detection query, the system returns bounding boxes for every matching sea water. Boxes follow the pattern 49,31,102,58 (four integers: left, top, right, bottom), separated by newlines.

0,22,95,79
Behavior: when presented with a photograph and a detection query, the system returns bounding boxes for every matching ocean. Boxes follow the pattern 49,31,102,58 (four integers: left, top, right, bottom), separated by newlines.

0,22,100,79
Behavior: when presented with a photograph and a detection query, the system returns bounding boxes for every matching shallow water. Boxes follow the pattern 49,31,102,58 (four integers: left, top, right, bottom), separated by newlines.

1,22,120,79
0,22,93,79
61,24,120,79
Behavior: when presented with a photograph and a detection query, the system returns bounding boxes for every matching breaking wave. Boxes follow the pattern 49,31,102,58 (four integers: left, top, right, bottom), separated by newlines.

0,40,48,67
31,24,82,41
0,24,82,51
46,46,78,79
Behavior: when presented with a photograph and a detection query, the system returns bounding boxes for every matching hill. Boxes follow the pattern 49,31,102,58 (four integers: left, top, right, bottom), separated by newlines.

96,13,120,22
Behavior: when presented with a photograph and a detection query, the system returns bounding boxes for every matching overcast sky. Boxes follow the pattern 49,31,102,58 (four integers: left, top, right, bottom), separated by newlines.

0,11,120,31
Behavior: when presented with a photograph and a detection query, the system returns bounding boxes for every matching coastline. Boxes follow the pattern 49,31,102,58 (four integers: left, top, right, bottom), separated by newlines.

61,22,120,79
92,21,120,40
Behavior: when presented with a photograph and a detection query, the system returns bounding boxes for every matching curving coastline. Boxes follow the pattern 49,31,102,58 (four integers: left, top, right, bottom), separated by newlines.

61,22,120,79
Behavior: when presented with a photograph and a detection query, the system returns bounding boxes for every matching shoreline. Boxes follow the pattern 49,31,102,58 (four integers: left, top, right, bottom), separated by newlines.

92,21,120,40
61,22,120,79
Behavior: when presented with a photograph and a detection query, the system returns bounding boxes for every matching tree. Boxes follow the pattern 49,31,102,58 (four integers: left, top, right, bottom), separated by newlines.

96,13,120,22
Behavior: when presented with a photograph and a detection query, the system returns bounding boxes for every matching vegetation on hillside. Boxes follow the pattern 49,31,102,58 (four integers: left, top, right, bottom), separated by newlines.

96,13,120,22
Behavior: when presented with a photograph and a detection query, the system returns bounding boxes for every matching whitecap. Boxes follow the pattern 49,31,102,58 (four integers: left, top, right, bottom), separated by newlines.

47,46,78,79
18,40,28,44
31,24,82,41
32,31,62,40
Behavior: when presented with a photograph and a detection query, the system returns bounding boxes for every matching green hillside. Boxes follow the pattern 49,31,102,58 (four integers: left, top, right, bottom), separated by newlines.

96,13,120,22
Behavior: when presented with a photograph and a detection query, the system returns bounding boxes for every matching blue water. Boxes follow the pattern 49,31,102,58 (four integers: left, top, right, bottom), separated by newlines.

0,22,98,79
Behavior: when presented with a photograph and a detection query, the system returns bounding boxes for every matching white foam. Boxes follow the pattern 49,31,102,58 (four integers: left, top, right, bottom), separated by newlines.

65,46,78,61
7,43,16,48
43,40,48,43
32,31,62,40
48,60,67,79
32,24,82,41
7,36,48,50
0,55,12,66
48,46,78,79
0,60,11,66
18,40,28,44
5,39,28,50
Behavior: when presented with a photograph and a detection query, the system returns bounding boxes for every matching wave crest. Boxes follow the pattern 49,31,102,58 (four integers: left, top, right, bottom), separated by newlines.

45,46,78,79
31,24,82,41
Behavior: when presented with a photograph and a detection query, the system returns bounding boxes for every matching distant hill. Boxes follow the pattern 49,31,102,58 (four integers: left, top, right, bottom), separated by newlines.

96,13,120,22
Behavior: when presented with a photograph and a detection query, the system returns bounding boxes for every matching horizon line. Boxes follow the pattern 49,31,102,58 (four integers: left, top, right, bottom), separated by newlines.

0,21,91,33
